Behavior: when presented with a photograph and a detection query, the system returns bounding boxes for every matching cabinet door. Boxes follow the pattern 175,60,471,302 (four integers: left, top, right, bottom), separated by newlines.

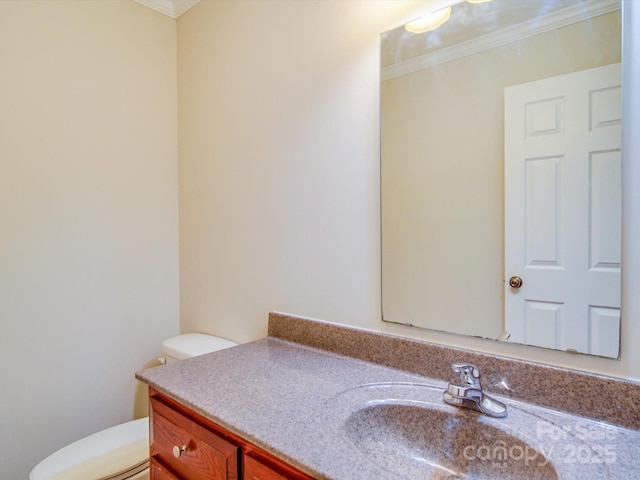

244,454,287,480
244,452,315,480
151,458,181,480
150,397,239,480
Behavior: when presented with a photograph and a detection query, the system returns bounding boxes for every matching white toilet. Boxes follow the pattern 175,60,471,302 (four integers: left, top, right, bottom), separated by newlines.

30,333,238,480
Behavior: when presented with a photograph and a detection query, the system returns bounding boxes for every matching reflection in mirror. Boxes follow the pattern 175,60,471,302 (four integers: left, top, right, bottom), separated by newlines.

381,0,622,358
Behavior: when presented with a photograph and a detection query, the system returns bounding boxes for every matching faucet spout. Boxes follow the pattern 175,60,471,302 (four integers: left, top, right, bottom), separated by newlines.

443,363,507,418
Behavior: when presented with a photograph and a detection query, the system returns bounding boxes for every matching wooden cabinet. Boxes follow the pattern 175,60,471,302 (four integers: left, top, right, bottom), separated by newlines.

244,454,287,480
149,389,316,480
150,460,182,480
243,451,314,480
150,394,239,479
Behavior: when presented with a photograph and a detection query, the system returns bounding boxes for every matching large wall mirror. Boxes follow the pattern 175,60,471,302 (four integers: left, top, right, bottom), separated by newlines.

381,0,622,358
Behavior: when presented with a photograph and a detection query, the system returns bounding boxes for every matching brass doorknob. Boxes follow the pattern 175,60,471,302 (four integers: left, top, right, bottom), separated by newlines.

508,276,523,289
173,445,187,458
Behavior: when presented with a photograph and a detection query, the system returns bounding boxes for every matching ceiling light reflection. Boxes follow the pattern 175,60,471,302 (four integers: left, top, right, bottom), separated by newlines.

404,7,452,34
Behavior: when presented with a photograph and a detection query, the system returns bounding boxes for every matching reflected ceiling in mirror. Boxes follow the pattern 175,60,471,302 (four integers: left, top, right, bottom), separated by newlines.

380,0,622,358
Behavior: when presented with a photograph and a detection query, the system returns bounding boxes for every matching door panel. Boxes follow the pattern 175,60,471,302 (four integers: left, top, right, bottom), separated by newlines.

505,63,621,357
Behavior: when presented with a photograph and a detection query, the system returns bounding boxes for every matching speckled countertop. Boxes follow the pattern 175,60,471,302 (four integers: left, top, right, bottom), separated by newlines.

137,313,640,479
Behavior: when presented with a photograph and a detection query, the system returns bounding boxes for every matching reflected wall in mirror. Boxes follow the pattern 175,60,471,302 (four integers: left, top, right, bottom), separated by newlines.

381,0,622,358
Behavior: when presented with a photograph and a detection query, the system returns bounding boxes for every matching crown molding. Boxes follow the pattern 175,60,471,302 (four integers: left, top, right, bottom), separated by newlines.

382,0,621,81
133,0,200,19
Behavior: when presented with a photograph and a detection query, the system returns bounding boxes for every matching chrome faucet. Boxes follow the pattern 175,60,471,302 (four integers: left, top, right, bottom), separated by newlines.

443,363,507,418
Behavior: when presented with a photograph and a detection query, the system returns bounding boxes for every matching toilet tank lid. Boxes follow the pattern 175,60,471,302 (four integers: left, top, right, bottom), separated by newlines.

161,333,238,360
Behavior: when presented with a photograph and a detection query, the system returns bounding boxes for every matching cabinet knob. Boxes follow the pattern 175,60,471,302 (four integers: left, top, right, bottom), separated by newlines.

172,444,187,458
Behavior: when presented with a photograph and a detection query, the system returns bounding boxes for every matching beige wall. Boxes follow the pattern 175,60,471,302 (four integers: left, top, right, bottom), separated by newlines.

1,1,637,477
0,1,178,477
381,12,621,339
178,0,640,382
176,0,413,341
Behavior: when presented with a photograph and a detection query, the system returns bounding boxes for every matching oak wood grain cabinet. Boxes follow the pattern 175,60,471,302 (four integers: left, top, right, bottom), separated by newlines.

243,450,315,480
150,460,182,480
149,389,316,480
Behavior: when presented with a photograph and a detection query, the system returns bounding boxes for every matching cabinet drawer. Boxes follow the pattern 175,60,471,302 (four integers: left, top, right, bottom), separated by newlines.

150,397,239,480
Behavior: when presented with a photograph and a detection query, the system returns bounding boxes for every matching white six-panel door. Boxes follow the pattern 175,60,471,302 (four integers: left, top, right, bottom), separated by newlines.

504,63,621,358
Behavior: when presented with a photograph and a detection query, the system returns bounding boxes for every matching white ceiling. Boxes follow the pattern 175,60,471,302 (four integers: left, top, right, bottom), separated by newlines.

133,0,200,18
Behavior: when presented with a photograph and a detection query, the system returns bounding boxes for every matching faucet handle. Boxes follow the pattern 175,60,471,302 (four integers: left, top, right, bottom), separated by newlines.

451,363,482,388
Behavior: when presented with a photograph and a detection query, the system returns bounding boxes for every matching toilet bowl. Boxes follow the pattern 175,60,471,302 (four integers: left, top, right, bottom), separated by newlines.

30,333,238,480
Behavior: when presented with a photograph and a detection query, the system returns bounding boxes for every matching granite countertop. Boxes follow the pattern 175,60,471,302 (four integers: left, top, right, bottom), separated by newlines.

137,314,640,479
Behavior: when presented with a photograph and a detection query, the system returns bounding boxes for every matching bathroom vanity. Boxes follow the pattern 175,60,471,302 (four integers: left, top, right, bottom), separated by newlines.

149,390,314,479
137,313,640,479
